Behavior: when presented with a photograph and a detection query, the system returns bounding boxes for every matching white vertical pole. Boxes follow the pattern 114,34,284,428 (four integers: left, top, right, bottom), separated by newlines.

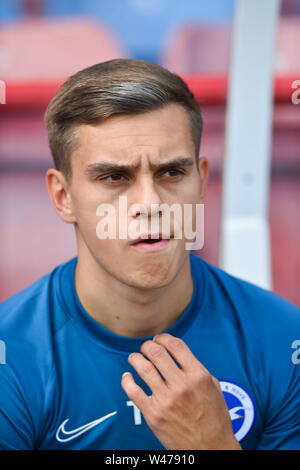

219,0,281,290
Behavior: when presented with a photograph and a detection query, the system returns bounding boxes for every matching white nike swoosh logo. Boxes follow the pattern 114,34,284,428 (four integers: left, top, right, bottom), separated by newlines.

56,411,117,443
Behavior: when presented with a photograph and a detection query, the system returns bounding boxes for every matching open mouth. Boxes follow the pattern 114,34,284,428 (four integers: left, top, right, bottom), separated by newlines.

130,234,172,252
137,238,162,244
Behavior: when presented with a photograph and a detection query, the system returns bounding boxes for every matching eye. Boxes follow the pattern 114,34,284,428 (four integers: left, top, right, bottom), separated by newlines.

161,168,185,178
106,173,124,181
98,173,128,183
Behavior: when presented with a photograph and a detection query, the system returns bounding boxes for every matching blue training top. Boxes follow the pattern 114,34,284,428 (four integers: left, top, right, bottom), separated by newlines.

0,252,299,450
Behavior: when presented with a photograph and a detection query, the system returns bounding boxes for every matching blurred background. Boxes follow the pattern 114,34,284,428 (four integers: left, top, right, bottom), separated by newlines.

0,0,299,306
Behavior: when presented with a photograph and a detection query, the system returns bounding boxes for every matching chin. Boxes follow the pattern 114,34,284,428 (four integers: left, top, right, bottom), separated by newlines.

125,262,175,290
128,276,172,290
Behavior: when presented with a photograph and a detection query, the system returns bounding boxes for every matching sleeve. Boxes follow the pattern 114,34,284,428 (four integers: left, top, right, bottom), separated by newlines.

255,366,300,450
0,364,34,449
254,298,300,450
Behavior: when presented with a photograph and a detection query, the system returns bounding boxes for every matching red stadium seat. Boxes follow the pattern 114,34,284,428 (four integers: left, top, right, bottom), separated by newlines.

0,17,128,170
269,179,300,308
160,18,300,75
0,17,128,80
275,17,300,73
0,112,51,168
160,24,231,74
0,173,77,301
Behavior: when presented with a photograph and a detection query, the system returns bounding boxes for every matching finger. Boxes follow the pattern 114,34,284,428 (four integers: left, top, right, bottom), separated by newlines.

140,340,183,387
121,372,152,416
153,333,210,375
212,376,220,388
212,376,223,393
128,352,167,395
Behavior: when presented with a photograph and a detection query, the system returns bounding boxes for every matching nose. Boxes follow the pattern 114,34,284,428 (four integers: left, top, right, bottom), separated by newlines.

128,176,162,218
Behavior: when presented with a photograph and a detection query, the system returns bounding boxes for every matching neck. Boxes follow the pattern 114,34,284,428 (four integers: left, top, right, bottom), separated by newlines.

74,250,194,338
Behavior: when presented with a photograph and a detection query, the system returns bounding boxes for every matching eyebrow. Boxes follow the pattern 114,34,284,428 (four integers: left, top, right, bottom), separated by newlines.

85,156,194,177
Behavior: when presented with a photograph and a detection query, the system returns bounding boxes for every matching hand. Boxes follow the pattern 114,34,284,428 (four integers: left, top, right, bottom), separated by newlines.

121,333,241,450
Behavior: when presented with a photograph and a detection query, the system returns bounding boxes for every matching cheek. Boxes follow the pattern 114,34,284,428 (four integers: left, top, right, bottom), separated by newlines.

170,180,201,212
174,183,202,236
183,176,201,202
71,188,102,236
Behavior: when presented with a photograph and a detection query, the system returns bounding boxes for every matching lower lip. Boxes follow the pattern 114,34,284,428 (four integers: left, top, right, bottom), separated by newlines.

131,239,171,252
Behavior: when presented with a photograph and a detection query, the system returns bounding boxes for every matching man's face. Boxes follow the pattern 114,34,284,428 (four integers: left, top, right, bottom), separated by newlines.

67,103,208,289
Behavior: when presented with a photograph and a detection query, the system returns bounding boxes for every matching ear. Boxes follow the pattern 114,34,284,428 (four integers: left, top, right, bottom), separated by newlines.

46,169,77,224
198,156,209,202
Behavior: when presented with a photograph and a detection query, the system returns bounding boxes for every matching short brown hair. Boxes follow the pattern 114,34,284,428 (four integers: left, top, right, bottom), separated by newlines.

45,59,203,181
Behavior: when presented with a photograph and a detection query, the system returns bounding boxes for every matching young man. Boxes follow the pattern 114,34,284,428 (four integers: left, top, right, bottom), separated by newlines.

0,59,299,450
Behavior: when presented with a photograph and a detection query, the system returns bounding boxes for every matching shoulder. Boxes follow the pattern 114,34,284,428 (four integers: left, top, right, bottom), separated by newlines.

0,257,77,317
191,253,300,392
190,252,300,326
190,252,300,371
0,258,77,448
0,257,77,366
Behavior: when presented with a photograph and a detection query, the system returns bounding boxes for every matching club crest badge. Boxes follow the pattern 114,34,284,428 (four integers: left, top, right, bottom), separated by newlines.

220,380,256,441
